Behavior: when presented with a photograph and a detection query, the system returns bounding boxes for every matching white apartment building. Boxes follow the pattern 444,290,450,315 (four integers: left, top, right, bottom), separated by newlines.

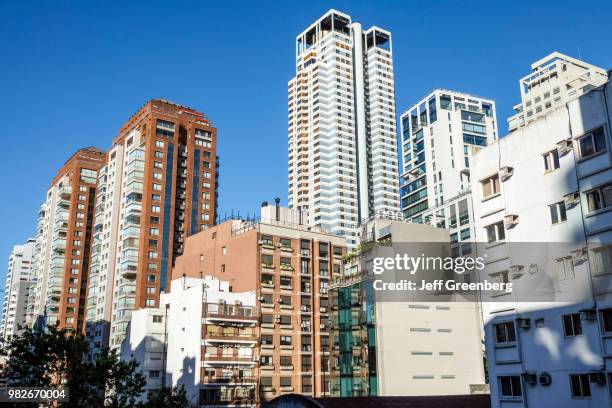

121,276,257,406
288,9,400,248
507,51,608,132
399,90,498,256
86,143,125,358
471,59,612,406
120,301,168,401
331,215,486,397
1,239,35,339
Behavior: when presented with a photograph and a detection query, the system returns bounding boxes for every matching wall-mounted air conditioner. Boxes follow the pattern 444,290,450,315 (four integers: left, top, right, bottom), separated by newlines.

499,166,514,181
504,214,519,229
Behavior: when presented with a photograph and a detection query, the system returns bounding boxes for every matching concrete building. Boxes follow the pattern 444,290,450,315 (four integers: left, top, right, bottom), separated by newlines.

329,215,486,397
471,59,612,406
399,90,498,257
0,239,36,339
121,275,256,405
85,99,218,356
507,52,608,132
288,10,400,247
172,204,346,402
28,147,106,332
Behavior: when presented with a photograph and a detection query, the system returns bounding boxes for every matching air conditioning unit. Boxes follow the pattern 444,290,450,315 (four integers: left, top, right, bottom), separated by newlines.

571,247,588,264
580,308,597,321
509,265,524,278
517,318,531,329
274,315,280,322
277,298,283,303
589,372,606,385
504,214,519,229
539,372,552,386
556,138,573,154
258,296,265,301
499,166,514,181
564,192,580,207
522,372,537,385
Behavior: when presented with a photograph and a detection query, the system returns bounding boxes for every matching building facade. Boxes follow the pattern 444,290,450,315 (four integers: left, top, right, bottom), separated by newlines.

507,52,608,132
288,10,400,247
172,204,346,402
86,99,218,355
27,147,106,332
399,90,498,257
471,63,612,406
1,239,36,339
329,216,486,397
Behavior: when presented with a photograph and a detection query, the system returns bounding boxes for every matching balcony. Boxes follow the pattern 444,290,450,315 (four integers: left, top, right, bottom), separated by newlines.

202,354,256,365
204,304,258,323
203,332,257,345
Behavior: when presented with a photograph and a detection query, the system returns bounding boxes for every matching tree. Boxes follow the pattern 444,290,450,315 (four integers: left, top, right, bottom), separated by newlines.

0,326,146,407
139,386,189,408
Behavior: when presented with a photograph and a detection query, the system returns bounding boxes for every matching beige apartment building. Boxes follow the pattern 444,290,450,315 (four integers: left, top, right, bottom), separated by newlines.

172,204,346,403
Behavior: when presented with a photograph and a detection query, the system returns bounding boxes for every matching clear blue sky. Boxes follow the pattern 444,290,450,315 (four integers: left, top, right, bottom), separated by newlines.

1,0,612,286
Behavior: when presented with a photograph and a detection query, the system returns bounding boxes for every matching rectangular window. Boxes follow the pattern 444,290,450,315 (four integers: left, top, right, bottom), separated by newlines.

586,184,612,212
570,374,591,398
549,201,567,224
591,246,612,275
563,314,582,336
152,315,163,323
280,335,292,346
556,256,575,280
481,174,500,199
494,321,516,345
602,309,612,334
499,376,522,398
578,127,606,159
485,221,505,243
543,149,560,171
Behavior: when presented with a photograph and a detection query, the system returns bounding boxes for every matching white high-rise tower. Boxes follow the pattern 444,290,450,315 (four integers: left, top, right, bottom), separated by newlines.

287,10,400,247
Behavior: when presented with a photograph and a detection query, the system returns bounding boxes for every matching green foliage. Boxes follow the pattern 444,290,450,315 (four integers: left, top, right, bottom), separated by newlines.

0,326,146,407
138,385,188,408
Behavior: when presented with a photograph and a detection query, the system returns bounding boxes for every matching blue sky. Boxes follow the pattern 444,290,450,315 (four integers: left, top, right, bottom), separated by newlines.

1,0,612,286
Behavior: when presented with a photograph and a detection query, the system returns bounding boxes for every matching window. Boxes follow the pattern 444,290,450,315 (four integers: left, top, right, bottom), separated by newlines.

261,334,273,345
485,221,505,243
260,355,273,366
280,377,292,388
578,127,606,159
494,321,516,345
556,256,575,280
570,374,591,398
146,287,156,295
149,370,160,378
549,201,567,224
280,355,292,367
481,174,500,199
591,245,612,275
280,335,292,346
499,376,522,399
151,194,161,201
563,314,582,336
586,184,612,212
151,205,160,213
145,299,155,307
602,309,612,333
150,227,159,236
543,149,560,171
152,315,163,323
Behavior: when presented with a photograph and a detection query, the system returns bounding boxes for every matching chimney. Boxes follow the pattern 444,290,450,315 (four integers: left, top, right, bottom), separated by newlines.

274,197,281,221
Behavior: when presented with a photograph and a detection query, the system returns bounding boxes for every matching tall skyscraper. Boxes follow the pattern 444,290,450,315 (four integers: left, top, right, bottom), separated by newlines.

28,147,106,332
1,239,36,339
288,9,400,247
399,90,498,255
507,52,608,132
85,99,218,353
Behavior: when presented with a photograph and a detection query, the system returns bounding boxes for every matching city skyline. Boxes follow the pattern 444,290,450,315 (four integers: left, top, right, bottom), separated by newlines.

2,0,612,294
